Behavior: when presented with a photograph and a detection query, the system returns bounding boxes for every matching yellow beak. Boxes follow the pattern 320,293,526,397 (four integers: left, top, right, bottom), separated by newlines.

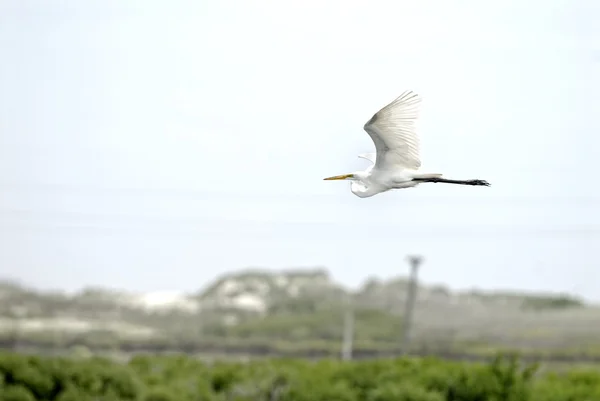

323,174,354,181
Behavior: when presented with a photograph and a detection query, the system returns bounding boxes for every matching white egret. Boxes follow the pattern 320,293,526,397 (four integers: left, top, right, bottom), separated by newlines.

324,91,490,198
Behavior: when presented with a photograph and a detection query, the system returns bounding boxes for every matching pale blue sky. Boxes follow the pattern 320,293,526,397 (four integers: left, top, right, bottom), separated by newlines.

1,0,599,298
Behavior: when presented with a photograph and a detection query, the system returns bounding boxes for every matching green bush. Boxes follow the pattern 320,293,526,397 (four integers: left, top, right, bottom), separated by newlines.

141,387,177,401
0,351,598,400
367,382,444,401
0,385,36,401
54,387,94,401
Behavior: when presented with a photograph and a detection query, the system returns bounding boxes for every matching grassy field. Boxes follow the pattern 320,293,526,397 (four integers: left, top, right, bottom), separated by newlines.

0,351,599,400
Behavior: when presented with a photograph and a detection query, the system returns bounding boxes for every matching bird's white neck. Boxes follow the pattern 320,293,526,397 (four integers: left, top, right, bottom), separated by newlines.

350,181,381,198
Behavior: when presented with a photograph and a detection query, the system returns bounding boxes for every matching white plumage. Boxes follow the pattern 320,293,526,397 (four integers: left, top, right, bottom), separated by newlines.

324,91,490,198
356,153,376,163
364,91,422,171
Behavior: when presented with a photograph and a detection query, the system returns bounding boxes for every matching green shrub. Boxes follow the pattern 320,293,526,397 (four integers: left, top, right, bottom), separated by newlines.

283,380,358,401
367,382,444,401
0,384,36,401
54,387,94,401
142,387,177,401
0,351,598,401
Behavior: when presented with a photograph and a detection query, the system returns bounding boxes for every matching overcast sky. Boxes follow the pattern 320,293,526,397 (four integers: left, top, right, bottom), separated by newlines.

1,0,599,299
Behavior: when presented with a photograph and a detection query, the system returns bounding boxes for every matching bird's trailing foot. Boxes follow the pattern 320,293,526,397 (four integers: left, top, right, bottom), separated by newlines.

413,177,491,187
465,179,490,186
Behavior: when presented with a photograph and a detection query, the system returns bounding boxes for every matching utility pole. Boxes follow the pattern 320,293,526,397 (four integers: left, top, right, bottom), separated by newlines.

341,293,354,361
9,306,27,352
400,255,423,356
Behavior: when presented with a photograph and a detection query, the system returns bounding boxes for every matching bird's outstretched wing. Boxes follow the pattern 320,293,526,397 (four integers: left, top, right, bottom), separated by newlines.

357,153,376,164
363,91,422,170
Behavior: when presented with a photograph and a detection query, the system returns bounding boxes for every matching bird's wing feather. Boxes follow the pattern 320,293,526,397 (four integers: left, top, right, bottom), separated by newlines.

357,153,376,164
363,90,422,170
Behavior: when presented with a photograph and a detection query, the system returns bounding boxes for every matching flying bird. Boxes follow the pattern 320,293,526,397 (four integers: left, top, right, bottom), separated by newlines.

323,91,490,198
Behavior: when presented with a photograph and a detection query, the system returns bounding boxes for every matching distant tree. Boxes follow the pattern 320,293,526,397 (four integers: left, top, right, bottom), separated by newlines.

520,295,584,310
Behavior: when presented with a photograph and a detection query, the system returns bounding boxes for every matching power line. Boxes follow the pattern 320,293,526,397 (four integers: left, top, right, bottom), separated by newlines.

1,209,599,239
1,182,600,205
0,208,599,231
0,210,596,232
0,221,599,239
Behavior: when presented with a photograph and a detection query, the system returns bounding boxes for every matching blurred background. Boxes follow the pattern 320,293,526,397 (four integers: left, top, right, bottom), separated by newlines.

0,0,599,362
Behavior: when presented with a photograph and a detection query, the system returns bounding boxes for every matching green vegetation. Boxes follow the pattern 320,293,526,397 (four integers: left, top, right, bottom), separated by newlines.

520,295,584,310
0,351,599,400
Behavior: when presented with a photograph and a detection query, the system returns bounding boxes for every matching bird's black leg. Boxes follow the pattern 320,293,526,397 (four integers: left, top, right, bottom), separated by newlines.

413,177,490,186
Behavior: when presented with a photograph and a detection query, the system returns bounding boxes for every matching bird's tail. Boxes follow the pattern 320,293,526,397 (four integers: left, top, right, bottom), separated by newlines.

412,173,444,180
